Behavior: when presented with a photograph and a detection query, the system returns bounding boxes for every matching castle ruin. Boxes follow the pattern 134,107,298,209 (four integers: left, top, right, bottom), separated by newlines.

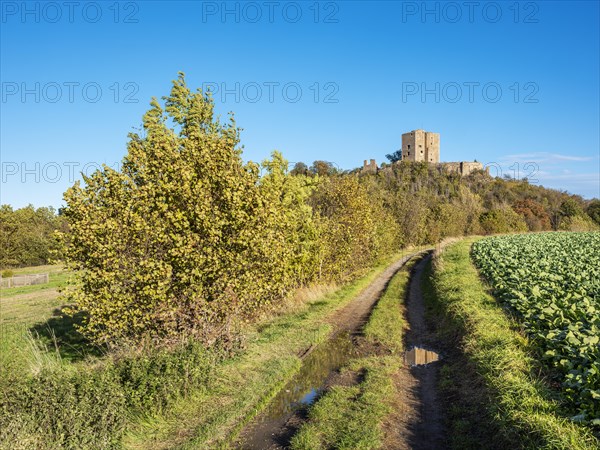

361,129,485,176
401,129,440,163
362,159,378,173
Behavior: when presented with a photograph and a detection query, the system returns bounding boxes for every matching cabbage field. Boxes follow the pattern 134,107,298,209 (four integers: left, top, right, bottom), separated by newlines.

472,232,600,425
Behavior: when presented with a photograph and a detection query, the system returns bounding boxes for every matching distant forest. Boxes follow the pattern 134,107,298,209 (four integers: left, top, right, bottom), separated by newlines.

2,160,598,270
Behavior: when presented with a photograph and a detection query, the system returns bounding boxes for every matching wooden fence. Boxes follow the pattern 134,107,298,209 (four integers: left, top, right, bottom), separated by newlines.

0,273,49,288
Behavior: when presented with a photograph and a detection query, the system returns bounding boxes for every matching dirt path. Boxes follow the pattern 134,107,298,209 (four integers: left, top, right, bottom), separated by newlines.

237,253,418,450
327,253,416,334
385,255,447,450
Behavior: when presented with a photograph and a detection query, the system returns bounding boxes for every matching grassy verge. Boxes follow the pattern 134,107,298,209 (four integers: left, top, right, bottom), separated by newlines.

291,356,398,450
1,252,418,449
123,251,416,449
290,254,421,450
363,255,420,354
424,238,599,449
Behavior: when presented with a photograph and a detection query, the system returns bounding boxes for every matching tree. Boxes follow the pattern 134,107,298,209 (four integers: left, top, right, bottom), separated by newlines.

559,198,582,218
310,160,336,177
513,199,551,231
290,162,309,176
62,74,290,345
479,207,527,234
586,200,600,225
385,149,402,163
0,204,64,268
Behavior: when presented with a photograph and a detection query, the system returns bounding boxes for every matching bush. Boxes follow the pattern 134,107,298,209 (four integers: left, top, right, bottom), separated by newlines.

0,342,215,449
1,270,14,278
114,341,214,413
479,207,527,234
61,74,318,346
558,215,599,232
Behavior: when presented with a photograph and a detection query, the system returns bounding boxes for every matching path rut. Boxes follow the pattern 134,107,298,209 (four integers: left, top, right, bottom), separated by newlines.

237,253,418,449
386,254,447,450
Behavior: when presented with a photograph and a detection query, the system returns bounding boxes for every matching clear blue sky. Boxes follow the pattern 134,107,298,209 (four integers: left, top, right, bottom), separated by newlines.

1,1,599,208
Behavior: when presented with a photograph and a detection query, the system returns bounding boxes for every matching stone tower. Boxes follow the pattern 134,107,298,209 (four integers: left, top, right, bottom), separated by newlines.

401,130,440,163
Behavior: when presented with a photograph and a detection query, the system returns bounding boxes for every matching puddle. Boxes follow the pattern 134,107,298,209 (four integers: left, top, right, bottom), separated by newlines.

240,331,358,448
404,346,440,366
261,331,357,419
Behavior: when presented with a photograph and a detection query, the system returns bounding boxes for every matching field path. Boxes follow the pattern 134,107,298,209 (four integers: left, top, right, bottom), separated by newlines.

385,255,447,450
404,256,446,450
237,252,418,449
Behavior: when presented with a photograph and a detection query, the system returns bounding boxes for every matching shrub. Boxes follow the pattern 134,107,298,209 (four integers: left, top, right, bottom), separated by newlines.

0,342,215,449
61,74,316,346
1,270,14,278
479,207,527,234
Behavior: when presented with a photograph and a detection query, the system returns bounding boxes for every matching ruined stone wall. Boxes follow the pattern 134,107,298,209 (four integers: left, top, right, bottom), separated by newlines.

441,162,460,174
362,159,378,173
440,161,483,176
460,161,484,176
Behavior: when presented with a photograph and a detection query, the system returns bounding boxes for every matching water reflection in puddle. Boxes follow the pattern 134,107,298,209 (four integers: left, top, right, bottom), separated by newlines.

404,346,440,366
258,331,358,421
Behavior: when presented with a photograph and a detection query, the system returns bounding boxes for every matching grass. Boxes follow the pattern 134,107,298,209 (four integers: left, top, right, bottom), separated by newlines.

363,255,420,354
123,250,417,449
1,251,419,449
0,264,99,377
424,238,599,449
290,356,398,450
289,254,422,450
3,254,410,449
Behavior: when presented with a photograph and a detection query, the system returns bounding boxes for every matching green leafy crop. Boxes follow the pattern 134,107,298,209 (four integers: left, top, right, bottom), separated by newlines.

472,232,600,425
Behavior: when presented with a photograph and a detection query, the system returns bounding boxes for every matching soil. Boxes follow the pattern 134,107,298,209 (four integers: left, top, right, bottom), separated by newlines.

236,253,416,449
236,252,448,450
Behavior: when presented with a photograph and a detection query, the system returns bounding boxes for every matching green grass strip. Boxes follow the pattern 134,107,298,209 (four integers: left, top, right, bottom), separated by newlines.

124,252,412,449
290,255,419,450
364,255,420,354
428,238,598,449
290,356,398,450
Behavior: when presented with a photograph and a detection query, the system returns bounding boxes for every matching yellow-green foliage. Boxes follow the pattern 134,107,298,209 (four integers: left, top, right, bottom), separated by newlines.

479,206,528,234
311,176,389,281
558,215,599,231
60,75,399,346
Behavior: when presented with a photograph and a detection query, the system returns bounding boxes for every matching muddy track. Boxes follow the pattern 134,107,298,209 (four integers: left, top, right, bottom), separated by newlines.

386,255,447,450
236,253,418,450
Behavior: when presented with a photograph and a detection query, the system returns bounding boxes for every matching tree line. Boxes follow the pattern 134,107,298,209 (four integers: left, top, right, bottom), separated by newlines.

4,74,599,348
0,205,66,270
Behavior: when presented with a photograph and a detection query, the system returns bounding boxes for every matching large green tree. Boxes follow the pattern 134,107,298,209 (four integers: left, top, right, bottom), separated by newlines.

62,74,296,345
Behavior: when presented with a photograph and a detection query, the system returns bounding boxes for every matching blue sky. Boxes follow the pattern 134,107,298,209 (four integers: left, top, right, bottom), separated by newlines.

1,0,599,208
